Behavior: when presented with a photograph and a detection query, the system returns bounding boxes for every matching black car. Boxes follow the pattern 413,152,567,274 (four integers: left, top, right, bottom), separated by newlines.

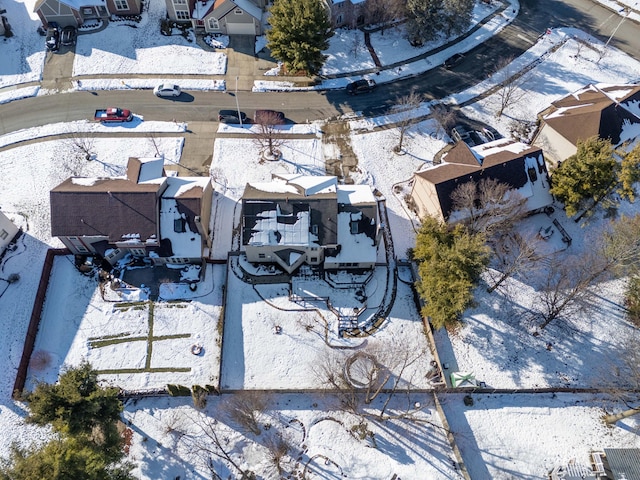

444,53,465,69
218,110,248,124
254,109,286,125
45,22,60,52
61,26,77,46
346,79,377,95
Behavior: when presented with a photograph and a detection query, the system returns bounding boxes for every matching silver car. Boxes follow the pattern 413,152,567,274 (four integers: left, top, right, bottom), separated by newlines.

153,84,181,97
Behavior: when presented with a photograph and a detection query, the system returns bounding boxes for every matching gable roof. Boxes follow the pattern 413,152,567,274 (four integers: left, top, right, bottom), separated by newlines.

541,83,640,147
415,139,548,219
50,177,165,241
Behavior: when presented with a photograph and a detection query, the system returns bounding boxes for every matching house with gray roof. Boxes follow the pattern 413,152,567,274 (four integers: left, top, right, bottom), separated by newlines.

410,138,553,223
165,0,264,35
533,83,640,165
50,157,213,266
34,0,140,28
241,173,379,274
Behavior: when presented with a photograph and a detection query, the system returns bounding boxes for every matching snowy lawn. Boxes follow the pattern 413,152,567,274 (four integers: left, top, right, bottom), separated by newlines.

26,259,225,392
72,1,226,76
442,393,640,479
0,0,46,88
124,393,460,479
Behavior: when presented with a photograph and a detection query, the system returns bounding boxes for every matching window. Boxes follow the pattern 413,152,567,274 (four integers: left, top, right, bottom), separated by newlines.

208,17,219,29
176,10,190,20
336,14,342,23
114,0,128,10
174,218,186,233
0,229,7,240
311,224,318,235
173,0,187,4
310,257,318,262
234,8,243,14
527,167,538,182
258,253,266,259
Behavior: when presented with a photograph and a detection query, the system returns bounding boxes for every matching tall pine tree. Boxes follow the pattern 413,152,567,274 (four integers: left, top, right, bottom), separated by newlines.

266,0,333,75
412,216,489,329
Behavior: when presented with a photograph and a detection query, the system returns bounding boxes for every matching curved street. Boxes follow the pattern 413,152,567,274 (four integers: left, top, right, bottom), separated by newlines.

0,0,638,137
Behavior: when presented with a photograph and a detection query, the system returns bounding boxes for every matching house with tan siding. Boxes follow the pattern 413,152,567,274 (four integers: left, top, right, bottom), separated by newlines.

411,138,553,223
533,83,640,166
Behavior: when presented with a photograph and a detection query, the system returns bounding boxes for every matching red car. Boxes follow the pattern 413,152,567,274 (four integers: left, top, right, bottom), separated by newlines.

94,107,133,122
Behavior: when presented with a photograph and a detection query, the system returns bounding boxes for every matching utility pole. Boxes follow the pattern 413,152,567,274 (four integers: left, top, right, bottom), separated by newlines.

598,8,629,63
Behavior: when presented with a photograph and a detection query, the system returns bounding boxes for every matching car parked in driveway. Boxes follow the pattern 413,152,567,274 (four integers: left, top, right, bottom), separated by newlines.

45,22,60,52
346,79,377,95
254,109,285,125
444,53,465,69
218,110,248,124
60,25,77,46
153,84,182,97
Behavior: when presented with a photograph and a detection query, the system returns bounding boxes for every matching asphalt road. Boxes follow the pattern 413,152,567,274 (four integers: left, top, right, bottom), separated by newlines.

0,0,638,135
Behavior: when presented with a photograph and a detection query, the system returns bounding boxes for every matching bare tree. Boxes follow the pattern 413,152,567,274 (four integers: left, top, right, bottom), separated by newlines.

430,104,457,138
487,231,544,293
315,340,427,420
177,411,251,479
493,56,528,117
539,216,640,329
350,31,363,58
253,111,286,161
264,434,291,476
221,391,269,436
394,89,423,153
450,178,528,236
602,330,640,424
65,130,96,162
364,0,403,33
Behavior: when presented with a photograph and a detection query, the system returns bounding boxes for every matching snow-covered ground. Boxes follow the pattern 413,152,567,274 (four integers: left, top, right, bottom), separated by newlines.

2,3,640,479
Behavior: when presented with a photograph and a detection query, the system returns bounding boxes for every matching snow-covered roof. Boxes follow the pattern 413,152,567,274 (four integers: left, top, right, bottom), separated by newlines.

336,184,376,205
324,211,377,264
247,206,311,246
159,198,202,258
272,173,338,196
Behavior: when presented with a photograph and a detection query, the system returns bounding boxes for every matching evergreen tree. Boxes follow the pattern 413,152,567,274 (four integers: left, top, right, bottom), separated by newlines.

2,364,132,480
266,0,333,75
443,0,474,36
618,143,640,202
405,0,444,44
27,362,122,438
412,216,490,329
0,437,134,480
550,136,618,217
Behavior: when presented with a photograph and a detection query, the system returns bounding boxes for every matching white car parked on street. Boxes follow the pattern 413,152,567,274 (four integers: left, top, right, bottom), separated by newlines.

153,84,181,97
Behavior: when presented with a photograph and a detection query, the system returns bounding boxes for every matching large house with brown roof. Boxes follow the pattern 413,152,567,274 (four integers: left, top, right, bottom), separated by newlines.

411,138,554,222
165,0,264,35
50,157,213,266
533,83,640,165
242,173,380,274
34,0,141,28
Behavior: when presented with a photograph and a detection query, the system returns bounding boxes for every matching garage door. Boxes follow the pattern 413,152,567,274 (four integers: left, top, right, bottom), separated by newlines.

226,21,255,35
